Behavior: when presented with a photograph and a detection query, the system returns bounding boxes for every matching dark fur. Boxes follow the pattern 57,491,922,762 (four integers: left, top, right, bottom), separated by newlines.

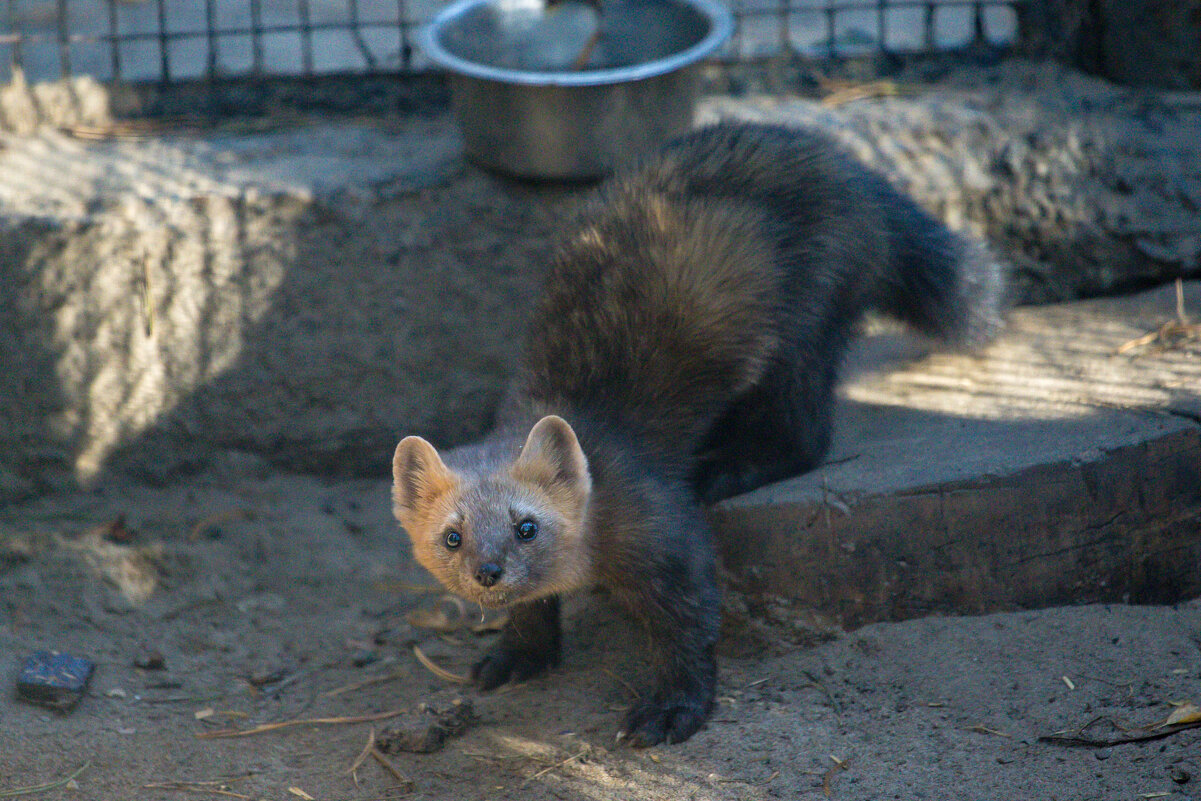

405,122,1004,746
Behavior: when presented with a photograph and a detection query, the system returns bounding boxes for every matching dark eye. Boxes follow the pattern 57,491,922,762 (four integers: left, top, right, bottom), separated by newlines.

515,520,538,541
444,530,462,549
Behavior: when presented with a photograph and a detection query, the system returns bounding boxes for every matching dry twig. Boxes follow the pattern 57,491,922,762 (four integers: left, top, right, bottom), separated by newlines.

802,670,843,717
197,708,409,738
323,669,407,699
822,755,848,797
143,782,252,800
821,80,913,107
370,748,414,790
521,748,589,787
412,645,471,685
0,763,91,798
1040,702,1201,748
969,724,1012,738
349,727,378,781
1116,279,1200,355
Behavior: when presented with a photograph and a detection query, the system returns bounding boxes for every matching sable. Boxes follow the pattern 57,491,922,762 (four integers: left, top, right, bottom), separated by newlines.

392,121,1005,746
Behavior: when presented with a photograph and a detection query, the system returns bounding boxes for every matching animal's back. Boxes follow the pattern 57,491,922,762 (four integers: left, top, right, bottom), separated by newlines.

517,121,1003,498
517,169,786,456
518,123,910,456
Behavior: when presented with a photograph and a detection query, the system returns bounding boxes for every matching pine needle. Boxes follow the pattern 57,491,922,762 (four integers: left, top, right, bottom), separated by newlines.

521,748,589,787
143,783,253,800
348,727,377,779
1116,279,1199,354
322,669,407,698
969,724,1012,738
0,762,91,798
197,708,409,738
822,755,848,797
412,645,471,685
370,748,414,789
821,80,913,107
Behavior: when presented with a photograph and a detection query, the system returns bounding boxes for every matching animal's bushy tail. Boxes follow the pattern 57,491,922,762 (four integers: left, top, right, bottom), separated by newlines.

876,182,1007,347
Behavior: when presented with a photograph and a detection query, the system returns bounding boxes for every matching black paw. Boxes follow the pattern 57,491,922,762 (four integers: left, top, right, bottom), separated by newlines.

619,696,711,747
470,645,557,691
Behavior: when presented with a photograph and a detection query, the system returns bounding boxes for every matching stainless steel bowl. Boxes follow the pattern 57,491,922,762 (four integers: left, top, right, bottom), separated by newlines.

420,0,733,180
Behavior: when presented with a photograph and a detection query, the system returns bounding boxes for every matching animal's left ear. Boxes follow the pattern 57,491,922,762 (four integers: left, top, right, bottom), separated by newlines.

513,415,591,499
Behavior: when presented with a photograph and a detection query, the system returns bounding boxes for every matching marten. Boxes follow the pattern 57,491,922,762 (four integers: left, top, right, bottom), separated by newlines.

391,122,1004,747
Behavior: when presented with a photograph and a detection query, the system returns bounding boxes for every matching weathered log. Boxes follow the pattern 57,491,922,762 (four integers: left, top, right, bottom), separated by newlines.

711,281,1201,627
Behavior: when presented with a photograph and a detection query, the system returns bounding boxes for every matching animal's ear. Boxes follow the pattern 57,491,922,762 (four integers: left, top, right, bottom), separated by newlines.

392,436,455,521
513,415,591,498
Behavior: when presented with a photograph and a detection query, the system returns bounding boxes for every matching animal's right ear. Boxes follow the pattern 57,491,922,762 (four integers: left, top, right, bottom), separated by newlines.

392,436,455,521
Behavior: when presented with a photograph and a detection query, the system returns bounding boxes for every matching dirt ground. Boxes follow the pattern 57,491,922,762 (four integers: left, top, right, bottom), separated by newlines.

2,464,1198,800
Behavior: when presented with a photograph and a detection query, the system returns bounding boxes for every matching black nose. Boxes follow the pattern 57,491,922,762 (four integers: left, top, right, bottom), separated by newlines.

474,562,503,587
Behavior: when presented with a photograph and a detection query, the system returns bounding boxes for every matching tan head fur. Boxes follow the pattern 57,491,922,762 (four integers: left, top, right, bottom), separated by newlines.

391,416,594,608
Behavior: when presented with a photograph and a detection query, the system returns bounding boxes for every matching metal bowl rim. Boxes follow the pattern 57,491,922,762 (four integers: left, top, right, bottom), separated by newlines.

417,0,733,87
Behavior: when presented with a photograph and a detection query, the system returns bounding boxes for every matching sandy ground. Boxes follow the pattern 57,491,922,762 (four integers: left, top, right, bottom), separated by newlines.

2,464,1198,800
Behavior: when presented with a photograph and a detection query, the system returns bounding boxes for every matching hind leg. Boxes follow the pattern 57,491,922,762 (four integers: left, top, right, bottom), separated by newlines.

693,348,840,504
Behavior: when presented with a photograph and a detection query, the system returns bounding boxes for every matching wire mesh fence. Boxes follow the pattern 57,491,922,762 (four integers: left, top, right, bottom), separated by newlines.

1,0,1024,85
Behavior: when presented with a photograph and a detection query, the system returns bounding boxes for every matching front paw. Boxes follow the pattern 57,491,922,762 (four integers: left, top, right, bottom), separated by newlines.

619,691,713,747
470,645,557,691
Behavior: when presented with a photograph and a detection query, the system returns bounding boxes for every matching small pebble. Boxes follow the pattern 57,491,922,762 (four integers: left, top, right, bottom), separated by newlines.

248,667,288,687
97,515,135,543
16,652,94,712
134,650,166,671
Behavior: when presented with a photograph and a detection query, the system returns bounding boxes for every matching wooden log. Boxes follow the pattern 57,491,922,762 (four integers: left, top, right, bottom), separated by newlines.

711,281,1201,628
